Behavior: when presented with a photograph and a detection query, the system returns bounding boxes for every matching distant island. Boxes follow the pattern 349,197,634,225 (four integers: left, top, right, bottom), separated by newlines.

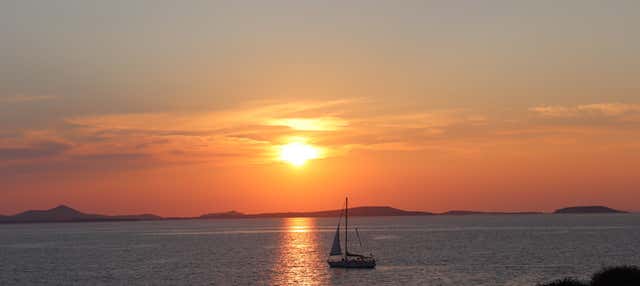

553,205,627,214
441,210,542,216
0,205,161,223
200,206,433,219
0,205,629,224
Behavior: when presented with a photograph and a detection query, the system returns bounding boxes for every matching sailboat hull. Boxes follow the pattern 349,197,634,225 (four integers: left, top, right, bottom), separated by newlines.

327,257,376,269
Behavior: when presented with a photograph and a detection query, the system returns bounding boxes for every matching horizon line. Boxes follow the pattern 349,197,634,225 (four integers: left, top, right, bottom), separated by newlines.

1,204,634,218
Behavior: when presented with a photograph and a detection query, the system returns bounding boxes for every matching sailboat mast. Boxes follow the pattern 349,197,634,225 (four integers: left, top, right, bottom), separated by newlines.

345,196,348,258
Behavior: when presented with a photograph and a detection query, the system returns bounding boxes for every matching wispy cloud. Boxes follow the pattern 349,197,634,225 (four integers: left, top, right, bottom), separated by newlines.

528,105,577,118
265,117,348,131
529,103,640,119
4,100,639,175
0,95,57,103
59,100,492,166
62,100,362,166
577,103,640,116
0,140,71,161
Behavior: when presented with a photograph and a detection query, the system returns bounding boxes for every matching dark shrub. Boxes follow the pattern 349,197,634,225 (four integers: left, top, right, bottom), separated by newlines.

537,277,588,286
590,265,640,286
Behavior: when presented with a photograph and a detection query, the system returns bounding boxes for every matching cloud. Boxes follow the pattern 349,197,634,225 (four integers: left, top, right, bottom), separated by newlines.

0,140,71,161
58,99,497,166
60,100,362,166
529,103,640,119
577,103,640,116
528,106,576,118
2,98,639,179
3,96,640,183
265,117,348,131
12,98,638,173
0,152,155,180
0,95,56,103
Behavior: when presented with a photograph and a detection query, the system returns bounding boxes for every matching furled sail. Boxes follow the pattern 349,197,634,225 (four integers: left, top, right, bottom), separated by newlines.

329,223,342,256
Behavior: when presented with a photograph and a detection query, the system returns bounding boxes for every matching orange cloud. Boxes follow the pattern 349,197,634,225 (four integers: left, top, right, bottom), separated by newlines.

529,102,640,119
58,100,497,167
266,117,348,131
528,106,577,118
5,100,639,175
577,103,640,116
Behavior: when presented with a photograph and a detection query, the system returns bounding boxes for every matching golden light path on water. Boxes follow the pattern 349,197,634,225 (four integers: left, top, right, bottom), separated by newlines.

271,218,327,285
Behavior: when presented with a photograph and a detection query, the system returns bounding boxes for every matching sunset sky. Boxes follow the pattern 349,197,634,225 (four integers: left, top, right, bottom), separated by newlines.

1,1,639,216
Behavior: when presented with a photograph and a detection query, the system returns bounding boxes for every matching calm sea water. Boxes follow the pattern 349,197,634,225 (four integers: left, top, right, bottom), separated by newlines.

1,214,639,285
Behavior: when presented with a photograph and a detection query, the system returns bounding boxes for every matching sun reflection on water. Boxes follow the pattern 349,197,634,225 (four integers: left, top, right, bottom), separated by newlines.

270,217,328,285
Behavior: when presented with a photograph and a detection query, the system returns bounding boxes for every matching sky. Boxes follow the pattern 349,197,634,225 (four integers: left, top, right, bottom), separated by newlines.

1,1,639,216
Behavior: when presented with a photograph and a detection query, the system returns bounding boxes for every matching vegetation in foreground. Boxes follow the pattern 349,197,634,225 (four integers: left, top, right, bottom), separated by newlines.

538,266,640,286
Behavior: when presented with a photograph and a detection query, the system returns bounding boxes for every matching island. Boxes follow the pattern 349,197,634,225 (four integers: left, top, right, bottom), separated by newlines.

0,205,162,223
0,204,630,224
441,210,542,215
200,206,434,219
553,205,627,214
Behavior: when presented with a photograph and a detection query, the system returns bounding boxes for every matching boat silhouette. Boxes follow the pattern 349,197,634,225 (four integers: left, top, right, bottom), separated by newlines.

327,197,376,268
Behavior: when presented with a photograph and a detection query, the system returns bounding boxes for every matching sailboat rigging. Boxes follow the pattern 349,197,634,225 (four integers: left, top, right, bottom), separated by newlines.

327,197,376,268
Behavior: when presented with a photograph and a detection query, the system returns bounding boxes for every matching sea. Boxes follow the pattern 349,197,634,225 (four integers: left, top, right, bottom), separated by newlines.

1,214,639,285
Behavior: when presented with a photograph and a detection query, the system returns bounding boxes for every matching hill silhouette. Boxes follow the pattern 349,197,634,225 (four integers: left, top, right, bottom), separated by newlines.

11,205,102,221
0,204,631,224
0,205,161,223
441,210,542,215
554,206,626,214
200,206,433,219
199,210,247,219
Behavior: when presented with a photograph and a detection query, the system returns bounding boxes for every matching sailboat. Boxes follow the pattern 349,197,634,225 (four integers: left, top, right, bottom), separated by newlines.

327,197,376,268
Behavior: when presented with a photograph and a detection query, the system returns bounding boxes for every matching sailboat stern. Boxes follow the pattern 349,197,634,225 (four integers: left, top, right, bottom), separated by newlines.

327,255,376,268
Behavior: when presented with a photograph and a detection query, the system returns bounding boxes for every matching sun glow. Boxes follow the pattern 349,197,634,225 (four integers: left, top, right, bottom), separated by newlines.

279,142,320,166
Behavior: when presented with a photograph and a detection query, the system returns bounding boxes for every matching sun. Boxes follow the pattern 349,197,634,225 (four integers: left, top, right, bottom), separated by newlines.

279,142,319,167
